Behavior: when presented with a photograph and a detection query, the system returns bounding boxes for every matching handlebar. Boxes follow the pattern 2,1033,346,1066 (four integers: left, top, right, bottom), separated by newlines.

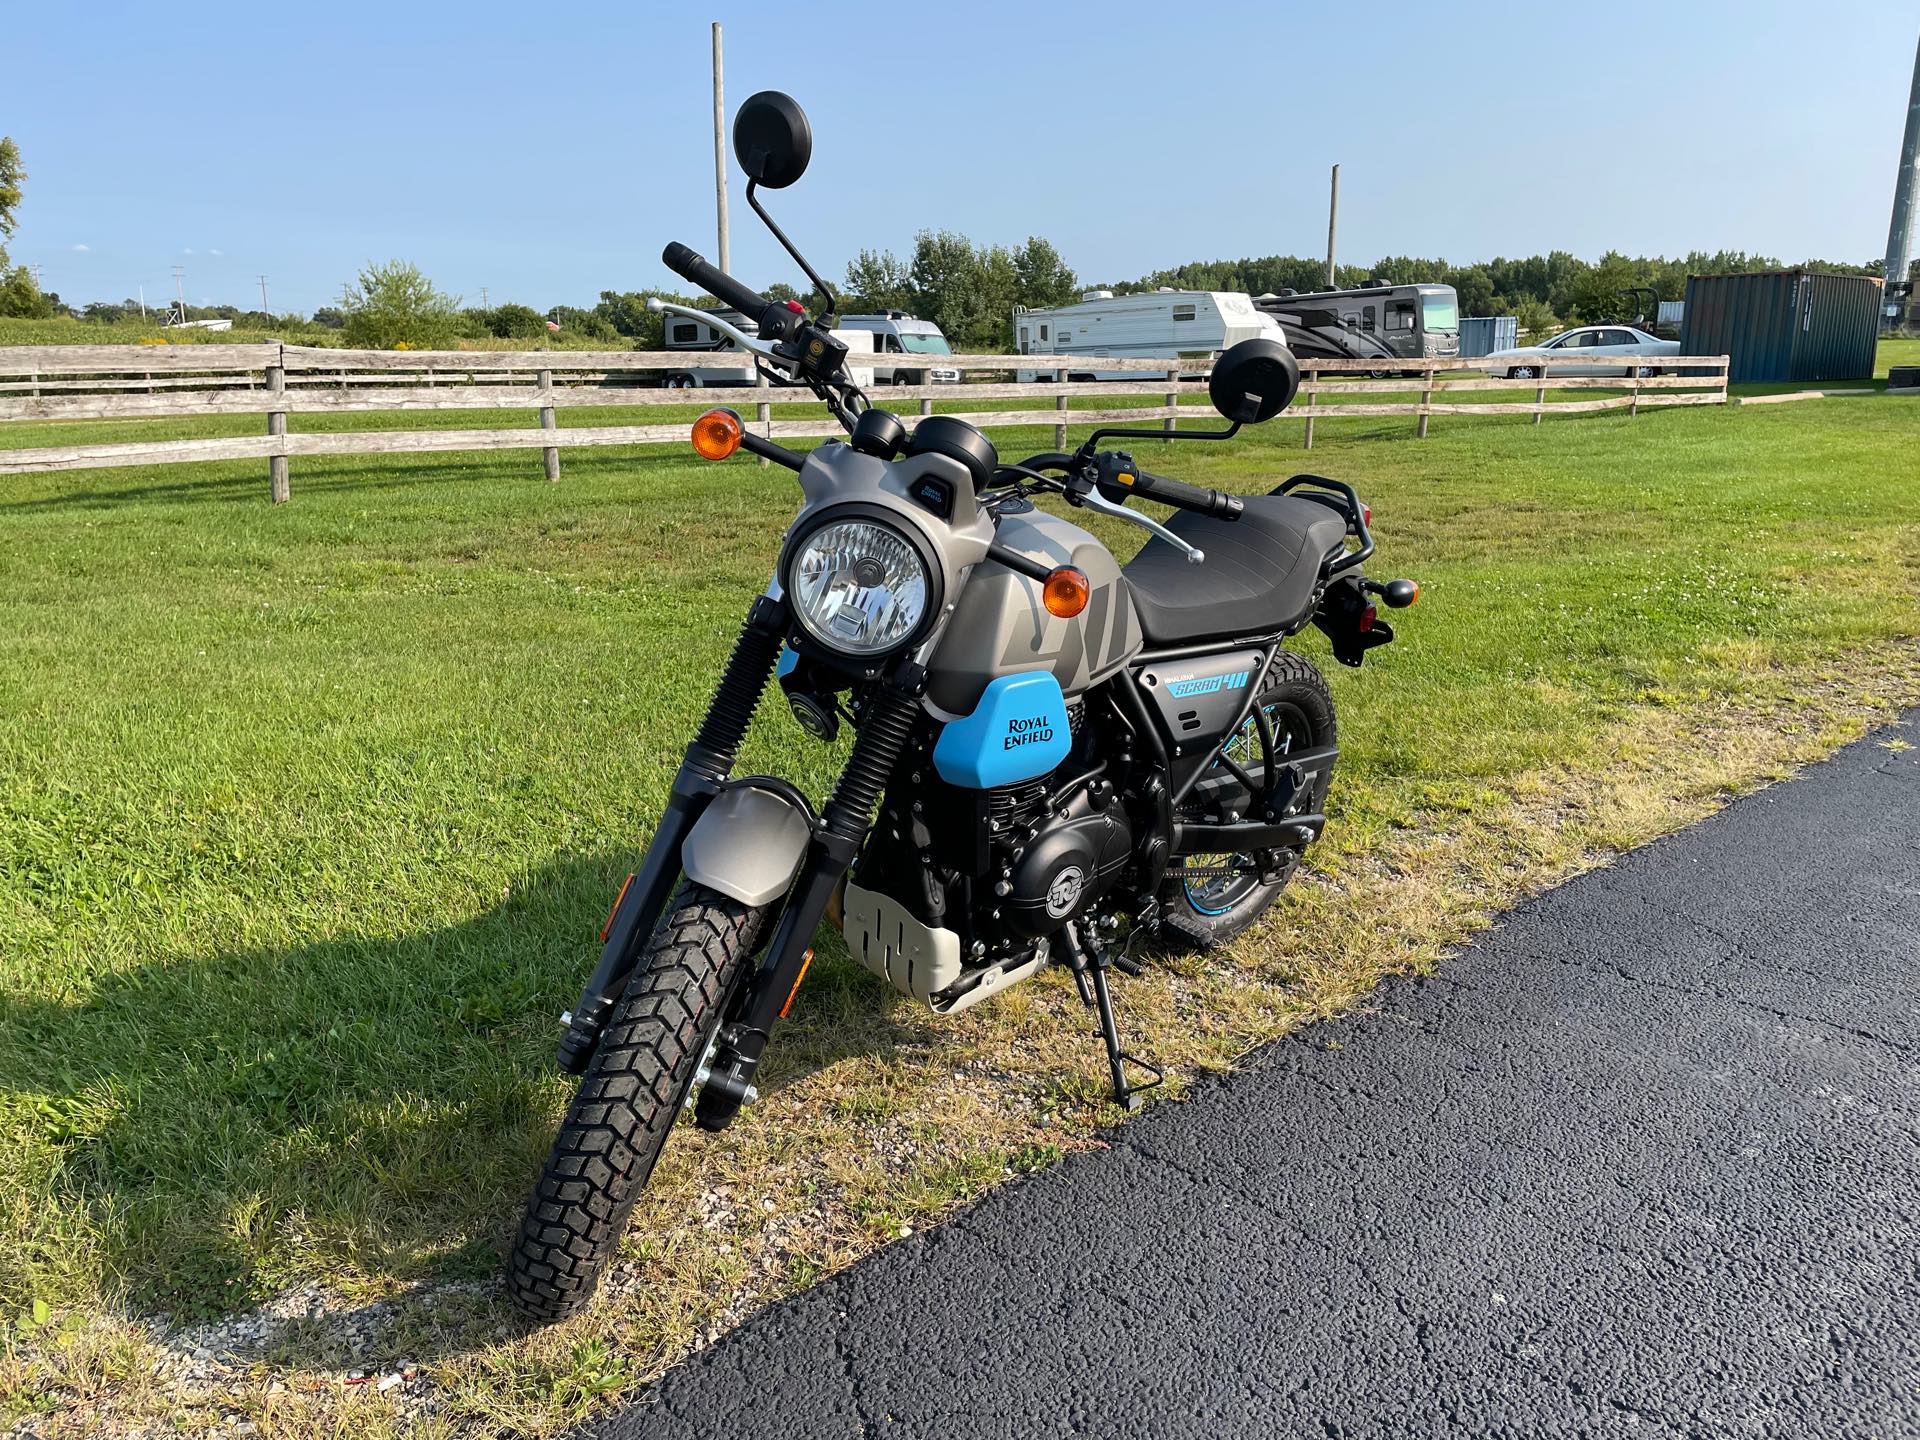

662,242,783,328
1127,467,1244,522
1093,451,1243,521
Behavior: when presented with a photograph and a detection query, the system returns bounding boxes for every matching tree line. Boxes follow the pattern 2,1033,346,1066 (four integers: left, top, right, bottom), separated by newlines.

1,132,1908,344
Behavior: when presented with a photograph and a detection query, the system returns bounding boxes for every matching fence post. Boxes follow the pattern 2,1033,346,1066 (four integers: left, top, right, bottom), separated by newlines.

756,370,772,468
1533,363,1547,426
919,392,933,419
1163,367,1179,439
266,360,290,503
1302,367,1316,450
538,368,559,481
1416,361,1434,439
1629,365,1641,419
1055,385,1068,450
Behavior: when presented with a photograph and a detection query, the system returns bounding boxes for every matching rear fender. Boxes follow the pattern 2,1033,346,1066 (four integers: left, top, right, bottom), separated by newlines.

680,782,813,908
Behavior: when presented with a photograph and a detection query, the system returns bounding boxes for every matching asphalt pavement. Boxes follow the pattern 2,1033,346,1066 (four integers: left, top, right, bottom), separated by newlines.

584,710,1919,1439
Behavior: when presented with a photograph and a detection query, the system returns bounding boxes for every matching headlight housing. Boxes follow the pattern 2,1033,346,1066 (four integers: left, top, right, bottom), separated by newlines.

786,516,934,657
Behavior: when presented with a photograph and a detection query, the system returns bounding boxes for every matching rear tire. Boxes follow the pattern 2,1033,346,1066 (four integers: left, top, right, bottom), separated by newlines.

1158,651,1336,951
505,883,765,1324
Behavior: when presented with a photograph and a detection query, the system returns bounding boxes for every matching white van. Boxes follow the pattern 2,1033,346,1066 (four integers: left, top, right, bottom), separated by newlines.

835,312,961,385
1014,289,1280,382
660,308,875,390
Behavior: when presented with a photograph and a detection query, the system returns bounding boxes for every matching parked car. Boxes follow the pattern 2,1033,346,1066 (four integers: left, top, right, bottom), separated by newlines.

1483,325,1680,379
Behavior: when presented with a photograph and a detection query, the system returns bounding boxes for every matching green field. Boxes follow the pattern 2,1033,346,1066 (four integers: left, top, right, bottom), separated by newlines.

3,389,1919,1436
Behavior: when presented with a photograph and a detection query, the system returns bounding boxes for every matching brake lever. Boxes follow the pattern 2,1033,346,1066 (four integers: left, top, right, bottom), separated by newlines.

1075,485,1205,564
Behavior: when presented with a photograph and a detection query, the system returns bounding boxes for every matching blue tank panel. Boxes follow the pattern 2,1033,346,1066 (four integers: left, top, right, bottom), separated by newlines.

932,672,1071,789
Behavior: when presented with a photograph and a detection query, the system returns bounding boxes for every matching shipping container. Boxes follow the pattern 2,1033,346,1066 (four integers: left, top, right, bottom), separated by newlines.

1678,270,1882,384
1457,315,1518,357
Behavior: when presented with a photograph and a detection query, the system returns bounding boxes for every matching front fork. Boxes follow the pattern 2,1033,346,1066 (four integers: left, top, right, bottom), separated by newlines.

557,593,789,1074
693,669,924,1130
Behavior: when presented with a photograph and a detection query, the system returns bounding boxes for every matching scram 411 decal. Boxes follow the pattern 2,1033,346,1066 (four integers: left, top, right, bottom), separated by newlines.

1165,670,1251,699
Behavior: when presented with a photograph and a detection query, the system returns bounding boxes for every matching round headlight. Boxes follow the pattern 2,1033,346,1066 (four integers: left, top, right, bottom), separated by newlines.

787,518,932,656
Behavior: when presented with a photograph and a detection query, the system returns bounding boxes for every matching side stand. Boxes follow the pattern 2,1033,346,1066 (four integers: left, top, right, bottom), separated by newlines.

1059,922,1164,1111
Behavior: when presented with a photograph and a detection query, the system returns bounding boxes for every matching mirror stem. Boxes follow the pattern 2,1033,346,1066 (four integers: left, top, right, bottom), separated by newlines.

1076,418,1241,458
746,180,839,318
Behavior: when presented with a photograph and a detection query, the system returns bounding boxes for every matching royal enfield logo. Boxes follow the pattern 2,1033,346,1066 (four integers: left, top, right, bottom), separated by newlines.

1045,864,1086,919
1003,714,1055,750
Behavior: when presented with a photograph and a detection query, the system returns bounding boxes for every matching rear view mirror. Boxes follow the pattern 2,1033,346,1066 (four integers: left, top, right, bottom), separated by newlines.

733,91,812,189
1209,338,1300,424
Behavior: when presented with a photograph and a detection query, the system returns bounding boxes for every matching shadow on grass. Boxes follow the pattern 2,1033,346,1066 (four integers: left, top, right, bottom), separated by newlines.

3,850,927,1356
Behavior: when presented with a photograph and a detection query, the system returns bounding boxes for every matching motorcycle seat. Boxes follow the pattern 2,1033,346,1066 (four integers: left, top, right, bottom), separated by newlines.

1121,494,1351,647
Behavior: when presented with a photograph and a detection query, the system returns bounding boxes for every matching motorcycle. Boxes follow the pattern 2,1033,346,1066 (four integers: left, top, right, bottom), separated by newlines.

507,91,1418,1323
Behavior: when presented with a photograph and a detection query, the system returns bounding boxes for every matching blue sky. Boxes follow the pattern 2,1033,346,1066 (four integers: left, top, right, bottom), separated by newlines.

9,0,1918,314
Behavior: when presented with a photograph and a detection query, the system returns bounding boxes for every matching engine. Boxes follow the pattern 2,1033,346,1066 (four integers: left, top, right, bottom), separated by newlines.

845,705,1133,1008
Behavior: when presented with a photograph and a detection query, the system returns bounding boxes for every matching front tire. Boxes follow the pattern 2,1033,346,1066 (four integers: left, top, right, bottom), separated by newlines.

1509,364,1538,381
1159,651,1336,951
506,883,765,1324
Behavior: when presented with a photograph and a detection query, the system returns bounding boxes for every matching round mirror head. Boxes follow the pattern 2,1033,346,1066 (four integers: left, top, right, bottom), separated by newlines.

733,91,812,189
1208,338,1300,424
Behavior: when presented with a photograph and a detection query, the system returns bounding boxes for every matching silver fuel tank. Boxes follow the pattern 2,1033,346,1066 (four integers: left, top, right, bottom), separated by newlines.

925,507,1143,716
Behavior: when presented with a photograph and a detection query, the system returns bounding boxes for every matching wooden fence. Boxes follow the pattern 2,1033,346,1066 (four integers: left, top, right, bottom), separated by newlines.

0,344,1730,501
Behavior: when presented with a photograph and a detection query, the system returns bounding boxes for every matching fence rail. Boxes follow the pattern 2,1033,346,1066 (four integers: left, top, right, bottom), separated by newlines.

0,344,1730,497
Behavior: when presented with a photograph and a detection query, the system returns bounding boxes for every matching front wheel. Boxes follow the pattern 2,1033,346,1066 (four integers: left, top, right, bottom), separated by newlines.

506,882,766,1324
1509,364,1538,381
1159,651,1336,951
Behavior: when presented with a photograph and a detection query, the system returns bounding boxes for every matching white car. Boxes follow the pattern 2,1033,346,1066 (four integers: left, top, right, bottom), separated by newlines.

1484,325,1680,379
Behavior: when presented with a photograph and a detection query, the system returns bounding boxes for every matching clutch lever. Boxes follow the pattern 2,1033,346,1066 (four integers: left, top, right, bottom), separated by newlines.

646,298,784,365
1075,485,1205,564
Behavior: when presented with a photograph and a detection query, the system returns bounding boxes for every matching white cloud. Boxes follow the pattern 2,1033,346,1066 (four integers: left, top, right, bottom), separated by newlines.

209,248,224,257
71,243,90,252
183,247,195,255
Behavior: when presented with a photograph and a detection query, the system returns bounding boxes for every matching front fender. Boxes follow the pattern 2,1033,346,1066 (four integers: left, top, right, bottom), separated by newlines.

679,783,811,908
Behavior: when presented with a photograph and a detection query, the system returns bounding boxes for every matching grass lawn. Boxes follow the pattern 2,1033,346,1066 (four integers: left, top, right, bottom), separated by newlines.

2,389,1918,1436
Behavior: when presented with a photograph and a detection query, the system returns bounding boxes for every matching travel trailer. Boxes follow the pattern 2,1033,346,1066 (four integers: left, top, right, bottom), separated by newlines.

1013,289,1280,382
834,312,961,385
1253,282,1459,362
660,308,874,389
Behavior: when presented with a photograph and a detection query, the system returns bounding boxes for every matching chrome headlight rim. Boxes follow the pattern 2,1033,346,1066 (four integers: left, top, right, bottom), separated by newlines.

779,504,943,660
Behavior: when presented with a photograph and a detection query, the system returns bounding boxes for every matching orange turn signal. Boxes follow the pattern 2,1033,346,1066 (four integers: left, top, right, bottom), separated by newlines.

1043,565,1091,618
691,408,743,461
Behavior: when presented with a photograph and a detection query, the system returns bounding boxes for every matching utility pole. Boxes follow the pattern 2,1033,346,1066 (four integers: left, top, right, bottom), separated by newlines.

258,275,270,314
1882,28,1920,331
172,265,185,305
27,263,43,288
1325,164,1340,289
713,20,730,275
138,284,146,318
481,285,489,309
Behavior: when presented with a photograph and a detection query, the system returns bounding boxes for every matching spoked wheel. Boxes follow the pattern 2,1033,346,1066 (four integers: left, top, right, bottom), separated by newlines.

1159,651,1335,951
505,882,765,1324
1509,364,1539,381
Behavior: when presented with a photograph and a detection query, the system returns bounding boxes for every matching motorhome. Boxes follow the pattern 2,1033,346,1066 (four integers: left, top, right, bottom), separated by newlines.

660,308,874,389
1253,281,1459,362
835,312,960,385
1013,289,1279,382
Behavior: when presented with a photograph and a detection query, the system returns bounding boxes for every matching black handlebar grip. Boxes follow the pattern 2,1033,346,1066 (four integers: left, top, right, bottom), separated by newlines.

662,242,775,321
1134,468,1244,521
